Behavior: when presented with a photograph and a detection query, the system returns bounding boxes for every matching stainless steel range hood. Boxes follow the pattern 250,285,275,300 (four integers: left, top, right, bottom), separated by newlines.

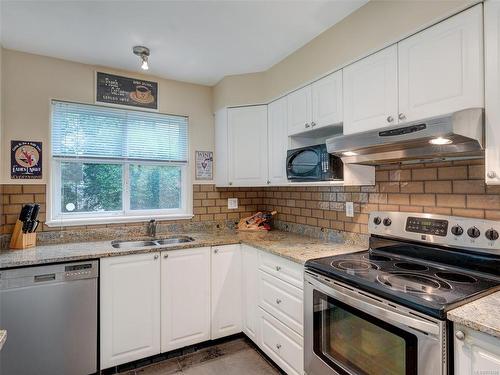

326,108,484,165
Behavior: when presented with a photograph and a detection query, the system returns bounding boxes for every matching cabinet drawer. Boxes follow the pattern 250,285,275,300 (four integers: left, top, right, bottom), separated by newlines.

259,307,303,375
258,271,303,335
258,251,303,289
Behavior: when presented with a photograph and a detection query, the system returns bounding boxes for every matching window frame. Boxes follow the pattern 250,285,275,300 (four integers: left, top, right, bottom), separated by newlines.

47,101,193,227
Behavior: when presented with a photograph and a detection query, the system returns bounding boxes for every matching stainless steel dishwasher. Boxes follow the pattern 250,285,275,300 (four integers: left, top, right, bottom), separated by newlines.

0,260,98,375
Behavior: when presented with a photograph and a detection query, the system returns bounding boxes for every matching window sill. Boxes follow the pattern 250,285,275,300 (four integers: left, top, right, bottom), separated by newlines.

45,214,194,227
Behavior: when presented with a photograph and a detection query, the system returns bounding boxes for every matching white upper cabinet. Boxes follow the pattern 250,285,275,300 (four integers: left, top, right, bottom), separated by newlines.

215,108,229,187
160,247,211,352
287,85,312,136
268,97,288,185
227,105,267,186
398,4,484,123
100,253,161,369
211,244,242,339
343,45,399,135
485,0,500,185
228,105,268,186
287,72,343,136
311,71,343,129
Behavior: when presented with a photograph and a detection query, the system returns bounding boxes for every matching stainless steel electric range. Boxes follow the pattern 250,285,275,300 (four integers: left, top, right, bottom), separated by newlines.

304,211,500,375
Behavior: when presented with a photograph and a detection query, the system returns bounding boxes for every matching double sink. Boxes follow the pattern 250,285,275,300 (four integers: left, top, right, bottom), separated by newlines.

111,236,195,249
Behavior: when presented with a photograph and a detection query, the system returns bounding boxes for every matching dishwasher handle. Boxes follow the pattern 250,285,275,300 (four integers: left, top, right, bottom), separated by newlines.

34,273,56,282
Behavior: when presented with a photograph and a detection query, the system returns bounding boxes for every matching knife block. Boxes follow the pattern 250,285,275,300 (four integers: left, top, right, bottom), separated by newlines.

9,220,37,250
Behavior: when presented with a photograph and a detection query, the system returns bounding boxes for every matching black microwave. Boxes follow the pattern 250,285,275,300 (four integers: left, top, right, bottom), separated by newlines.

286,144,343,182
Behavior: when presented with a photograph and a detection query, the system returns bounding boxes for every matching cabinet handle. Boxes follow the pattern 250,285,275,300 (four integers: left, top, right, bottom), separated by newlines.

398,113,406,121
267,180,271,184
487,171,497,179
154,254,159,260
455,331,465,341
386,116,394,123
276,298,282,304
276,343,282,350
305,123,310,128
311,121,316,127
163,254,168,259
214,249,219,254
275,265,281,271
228,182,233,186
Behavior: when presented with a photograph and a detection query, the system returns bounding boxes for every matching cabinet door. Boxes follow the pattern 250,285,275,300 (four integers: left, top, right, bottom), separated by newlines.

287,85,312,136
485,1,500,185
100,253,161,369
215,108,229,187
211,244,242,339
398,5,483,123
242,245,260,343
454,324,500,375
343,45,398,135
311,71,343,129
228,106,268,186
268,97,288,185
160,247,211,352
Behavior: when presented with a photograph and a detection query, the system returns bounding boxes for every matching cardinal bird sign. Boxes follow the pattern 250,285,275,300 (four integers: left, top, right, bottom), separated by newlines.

195,151,213,180
11,141,42,179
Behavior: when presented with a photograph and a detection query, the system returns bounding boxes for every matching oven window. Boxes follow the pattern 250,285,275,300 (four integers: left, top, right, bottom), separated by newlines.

313,290,417,375
288,149,319,175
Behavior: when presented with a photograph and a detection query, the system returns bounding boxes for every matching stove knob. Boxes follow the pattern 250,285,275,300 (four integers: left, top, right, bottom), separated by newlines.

485,229,499,241
451,225,463,236
383,218,392,227
373,216,382,225
467,226,481,239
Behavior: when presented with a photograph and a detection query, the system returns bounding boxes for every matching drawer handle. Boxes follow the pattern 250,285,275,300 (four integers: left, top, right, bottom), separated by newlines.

455,331,465,341
34,273,55,282
275,266,281,271
276,343,282,350
214,249,219,254
276,298,282,304
154,254,159,260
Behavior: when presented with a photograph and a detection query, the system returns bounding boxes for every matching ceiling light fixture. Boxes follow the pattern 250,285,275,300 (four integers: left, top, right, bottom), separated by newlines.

342,151,358,156
133,46,150,71
429,137,453,145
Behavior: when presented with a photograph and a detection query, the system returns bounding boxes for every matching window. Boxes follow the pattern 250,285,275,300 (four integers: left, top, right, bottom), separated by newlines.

49,100,190,225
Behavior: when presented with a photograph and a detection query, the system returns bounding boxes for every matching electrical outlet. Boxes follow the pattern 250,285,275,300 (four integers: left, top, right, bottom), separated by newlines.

228,198,238,209
346,202,354,217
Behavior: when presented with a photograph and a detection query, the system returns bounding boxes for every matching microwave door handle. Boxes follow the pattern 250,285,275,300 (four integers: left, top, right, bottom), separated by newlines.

307,275,440,336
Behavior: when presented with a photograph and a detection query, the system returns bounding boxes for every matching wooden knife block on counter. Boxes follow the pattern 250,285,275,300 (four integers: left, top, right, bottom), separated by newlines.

10,220,36,250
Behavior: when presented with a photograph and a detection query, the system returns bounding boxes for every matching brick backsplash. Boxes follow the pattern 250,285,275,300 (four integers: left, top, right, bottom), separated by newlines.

1,159,499,242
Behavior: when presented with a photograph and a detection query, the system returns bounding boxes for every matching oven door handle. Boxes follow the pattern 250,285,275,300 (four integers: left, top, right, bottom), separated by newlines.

307,275,440,336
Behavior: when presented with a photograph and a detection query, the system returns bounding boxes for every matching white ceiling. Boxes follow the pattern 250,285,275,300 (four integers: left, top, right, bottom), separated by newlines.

0,0,367,86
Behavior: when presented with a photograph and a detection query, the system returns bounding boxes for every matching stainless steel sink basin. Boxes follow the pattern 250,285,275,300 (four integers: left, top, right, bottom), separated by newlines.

111,236,195,249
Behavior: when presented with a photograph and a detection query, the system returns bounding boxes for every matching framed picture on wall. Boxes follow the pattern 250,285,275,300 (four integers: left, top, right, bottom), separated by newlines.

11,140,42,179
195,151,213,180
95,72,159,111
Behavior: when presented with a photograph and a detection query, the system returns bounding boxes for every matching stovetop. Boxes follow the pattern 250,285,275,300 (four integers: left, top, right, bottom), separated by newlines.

305,211,500,319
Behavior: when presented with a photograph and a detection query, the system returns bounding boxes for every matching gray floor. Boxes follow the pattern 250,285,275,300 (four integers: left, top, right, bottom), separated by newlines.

120,338,281,375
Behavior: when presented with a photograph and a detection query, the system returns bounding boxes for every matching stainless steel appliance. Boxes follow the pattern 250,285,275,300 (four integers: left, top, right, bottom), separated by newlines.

286,144,343,181
326,108,484,165
304,212,500,375
0,260,98,375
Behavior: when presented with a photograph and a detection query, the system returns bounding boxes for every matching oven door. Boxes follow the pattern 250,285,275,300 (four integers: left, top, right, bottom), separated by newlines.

286,147,322,181
304,272,446,375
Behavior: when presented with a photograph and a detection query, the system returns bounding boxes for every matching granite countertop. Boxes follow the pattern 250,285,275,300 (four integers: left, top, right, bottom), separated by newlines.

448,291,500,339
0,330,6,351
0,230,366,269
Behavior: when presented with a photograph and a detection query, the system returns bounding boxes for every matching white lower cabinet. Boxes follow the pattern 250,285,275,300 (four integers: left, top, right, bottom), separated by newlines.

454,324,500,375
259,307,304,375
211,244,242,339
100,252,161,369
242,244,260,343
160,247,211,352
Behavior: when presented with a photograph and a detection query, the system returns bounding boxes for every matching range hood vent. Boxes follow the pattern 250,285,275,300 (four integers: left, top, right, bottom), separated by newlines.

326,108,484,165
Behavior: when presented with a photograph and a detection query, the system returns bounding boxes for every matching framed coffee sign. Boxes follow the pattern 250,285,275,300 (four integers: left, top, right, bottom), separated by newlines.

11,140,42,179
96,72,158,110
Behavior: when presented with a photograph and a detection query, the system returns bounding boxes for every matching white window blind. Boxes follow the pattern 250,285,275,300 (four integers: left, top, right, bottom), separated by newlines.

51,101,188,162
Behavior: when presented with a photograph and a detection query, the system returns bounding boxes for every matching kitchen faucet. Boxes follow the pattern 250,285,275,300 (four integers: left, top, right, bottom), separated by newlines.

147,219,157,237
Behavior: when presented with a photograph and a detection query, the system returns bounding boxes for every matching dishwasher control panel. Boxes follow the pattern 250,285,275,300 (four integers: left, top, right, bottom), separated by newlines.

64,263,98,281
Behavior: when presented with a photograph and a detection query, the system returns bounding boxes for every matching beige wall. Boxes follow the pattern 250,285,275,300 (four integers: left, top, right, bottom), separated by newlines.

213,0,478,110
1,49,214,184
